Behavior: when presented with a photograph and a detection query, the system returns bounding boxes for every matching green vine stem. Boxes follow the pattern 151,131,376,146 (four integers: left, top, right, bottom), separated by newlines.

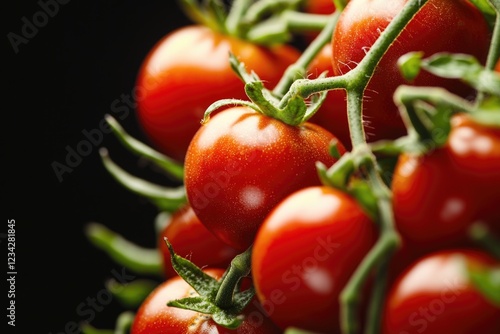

271,1,431,333
272,11,341,98
476,0,500,105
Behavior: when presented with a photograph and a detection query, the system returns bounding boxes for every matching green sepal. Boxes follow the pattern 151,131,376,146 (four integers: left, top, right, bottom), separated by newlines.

473,95,500,128
284,327,322,334
398,51,424,82
164,239,256,330
348,178,379,222
164,238,221,299
99,147,187,213
105,114,184,182
168,296,219,314
469,265,500,307
469,0,497,29
420,53,500,96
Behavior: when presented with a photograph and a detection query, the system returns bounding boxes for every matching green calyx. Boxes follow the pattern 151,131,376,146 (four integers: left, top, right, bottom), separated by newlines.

165,239,255,329
201,53,326,126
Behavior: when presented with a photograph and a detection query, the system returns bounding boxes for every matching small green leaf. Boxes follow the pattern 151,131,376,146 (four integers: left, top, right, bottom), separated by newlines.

212,309,244,329
420,53,500,95
469,266,500,307
167,296,219,314
398,51,424,81
231,287,256,314
164,238,221,298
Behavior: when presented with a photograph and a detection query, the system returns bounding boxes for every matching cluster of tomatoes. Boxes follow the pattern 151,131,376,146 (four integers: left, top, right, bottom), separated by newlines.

88,0,500,333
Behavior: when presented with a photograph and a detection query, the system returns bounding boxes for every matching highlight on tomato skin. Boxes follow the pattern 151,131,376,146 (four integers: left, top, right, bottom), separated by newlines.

251,186,378,333
184,106,347,252
382,249,500,334
134,24,301,163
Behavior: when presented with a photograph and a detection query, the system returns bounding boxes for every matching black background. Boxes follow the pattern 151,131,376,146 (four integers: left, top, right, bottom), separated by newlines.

5,1,191,333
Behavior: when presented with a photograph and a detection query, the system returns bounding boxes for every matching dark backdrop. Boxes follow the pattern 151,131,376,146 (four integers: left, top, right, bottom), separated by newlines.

5,1,191,333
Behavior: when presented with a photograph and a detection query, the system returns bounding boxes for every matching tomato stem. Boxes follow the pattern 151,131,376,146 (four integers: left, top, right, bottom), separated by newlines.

225,0,251,37
215,246,253,309
272,11,341,98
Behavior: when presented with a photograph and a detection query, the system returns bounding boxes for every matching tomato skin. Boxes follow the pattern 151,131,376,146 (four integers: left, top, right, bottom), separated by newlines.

332,0,491,143
303,0,336,15
184,107,346,251
307,44,350,150
131,268,281,334
158,205,240,278
383,249,500,334
391,114,500,262
135,25,301,162
251,186,378,333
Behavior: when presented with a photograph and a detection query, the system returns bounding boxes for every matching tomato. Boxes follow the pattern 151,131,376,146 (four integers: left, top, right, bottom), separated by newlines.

496,59,500,73
303,0,336,15
391,113,500,263
131,268,281,334
331,0,491,143
251,186,378,333
382,249,500,334
158,205,239,278
184,106,346,251
307,44,350,150
135,25,301,162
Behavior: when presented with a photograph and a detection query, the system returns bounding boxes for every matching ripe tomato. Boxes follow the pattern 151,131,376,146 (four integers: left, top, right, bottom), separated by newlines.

303,0,336,15
382,249,500,334
130,268,281,334
331,0,491,143
307,44,350,150
391,113,500,262
251,186,378,333
184,106,346,251
158,205,239,278
135,25,301,162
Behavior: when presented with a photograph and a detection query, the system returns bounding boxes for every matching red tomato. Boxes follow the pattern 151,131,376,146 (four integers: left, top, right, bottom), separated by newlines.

184,106,346,251
303,0,336,15
158,205,239,278
495,59,500,73
383,249,500,334
391,113,500,262
307,44,350,150
331,0,491,143
131,268,281,334
135,25,301,162
251,186,378,333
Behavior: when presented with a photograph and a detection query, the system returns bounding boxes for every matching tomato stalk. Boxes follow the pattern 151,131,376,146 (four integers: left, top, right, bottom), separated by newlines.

272,10,341,98
214,246,253,308
277,1,430,333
